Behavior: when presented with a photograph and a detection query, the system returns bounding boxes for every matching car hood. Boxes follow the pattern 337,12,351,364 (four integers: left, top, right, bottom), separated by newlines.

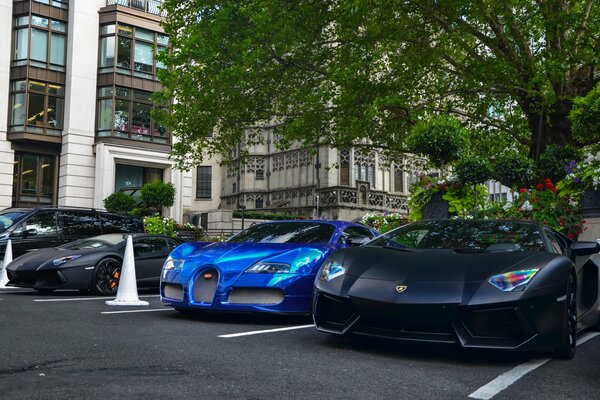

6,248,101,271
173,241,335,275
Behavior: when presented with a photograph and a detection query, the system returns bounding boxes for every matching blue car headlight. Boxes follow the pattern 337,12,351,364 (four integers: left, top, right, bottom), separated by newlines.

319,258,345,282
245,262,291,274
163,256,185,271
52,255,81,266
488,268,540,291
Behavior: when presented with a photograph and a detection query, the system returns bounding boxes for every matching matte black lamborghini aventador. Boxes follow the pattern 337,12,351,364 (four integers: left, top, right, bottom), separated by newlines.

313,219,600,359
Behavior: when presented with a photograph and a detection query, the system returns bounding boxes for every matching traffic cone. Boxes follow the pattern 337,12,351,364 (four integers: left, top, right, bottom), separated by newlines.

105,235,149,306
0,239,13,288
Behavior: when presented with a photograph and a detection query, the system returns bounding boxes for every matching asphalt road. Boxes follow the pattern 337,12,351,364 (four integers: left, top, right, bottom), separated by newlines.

1,288,599,400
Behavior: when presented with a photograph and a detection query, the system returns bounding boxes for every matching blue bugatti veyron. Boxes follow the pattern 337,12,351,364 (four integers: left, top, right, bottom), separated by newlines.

160,220,378,314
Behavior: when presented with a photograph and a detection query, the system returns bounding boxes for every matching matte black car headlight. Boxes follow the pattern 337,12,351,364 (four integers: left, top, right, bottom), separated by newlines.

319,258,345,282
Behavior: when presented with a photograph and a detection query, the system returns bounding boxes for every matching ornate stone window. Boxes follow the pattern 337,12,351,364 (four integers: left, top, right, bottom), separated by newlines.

354,150,375,187
339,150,350,186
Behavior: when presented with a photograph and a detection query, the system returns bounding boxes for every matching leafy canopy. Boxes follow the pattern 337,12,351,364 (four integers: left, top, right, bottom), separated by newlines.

156,0,600,169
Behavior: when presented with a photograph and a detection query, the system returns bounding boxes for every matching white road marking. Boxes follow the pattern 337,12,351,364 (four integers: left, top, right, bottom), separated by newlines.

34,295,159,302
218,324,315,338
469,332,600,400
101,308,174,314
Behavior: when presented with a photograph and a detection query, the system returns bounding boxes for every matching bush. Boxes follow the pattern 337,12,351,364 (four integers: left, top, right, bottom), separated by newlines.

141,182,176,211
490,151,535,189
103,192,137,214
538,145,582,182
570,82,600,146
360,213,407,233
143,216,176,237
454,154,492,185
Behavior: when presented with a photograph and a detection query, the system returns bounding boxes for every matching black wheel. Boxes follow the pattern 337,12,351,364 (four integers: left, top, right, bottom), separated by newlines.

555,274,577,359
92,257,122,296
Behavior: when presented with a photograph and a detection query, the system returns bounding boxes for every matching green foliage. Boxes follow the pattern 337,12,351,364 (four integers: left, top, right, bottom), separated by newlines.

490,151,535,189
359,213,407,233
454,154,492,185
157,0,600,169
407,176,487,220
556,148,600,197
141,182,176,211
405,116,470,168
537,145,583,182
143,216,176,237
103,192,136,214
571,83,600,145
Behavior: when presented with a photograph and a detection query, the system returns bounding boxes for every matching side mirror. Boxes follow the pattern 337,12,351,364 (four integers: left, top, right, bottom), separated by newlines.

570,241,600,256
23,228,38,237
346,235,371,246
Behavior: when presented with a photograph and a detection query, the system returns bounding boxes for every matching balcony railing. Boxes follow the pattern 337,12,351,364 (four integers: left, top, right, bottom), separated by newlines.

106,0,166,17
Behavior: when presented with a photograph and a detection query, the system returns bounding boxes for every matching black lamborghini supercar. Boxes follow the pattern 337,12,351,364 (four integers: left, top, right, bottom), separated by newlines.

313,219,600,359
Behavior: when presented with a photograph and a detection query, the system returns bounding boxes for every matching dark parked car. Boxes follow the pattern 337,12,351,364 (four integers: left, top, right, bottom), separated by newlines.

314,219,600,359
0,207,144,258
6,233,183,295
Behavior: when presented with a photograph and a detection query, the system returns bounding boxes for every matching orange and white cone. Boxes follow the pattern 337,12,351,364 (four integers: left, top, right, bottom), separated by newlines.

105,235,149,306
0,239,13,288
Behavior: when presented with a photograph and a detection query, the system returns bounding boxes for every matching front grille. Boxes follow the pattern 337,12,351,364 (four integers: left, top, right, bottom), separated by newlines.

314,293,356,327
461,307,524,338
6,270,36,286
163,283,184,301
227,288,284,305
192,269,218,303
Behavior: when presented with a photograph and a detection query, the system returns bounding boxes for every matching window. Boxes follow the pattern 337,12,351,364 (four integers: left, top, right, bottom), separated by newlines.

96,86,169,143
99,213,144,234
12,14,67,72
33,0,69,9
24,212,59,237
9,80,64,136
338,226,375,244
99,23,168,80
196,166,212,199
394,168,404,193
12,152,57,207
134,237,169,254
60,212,102,236
114,164,163,192
340,150,350,186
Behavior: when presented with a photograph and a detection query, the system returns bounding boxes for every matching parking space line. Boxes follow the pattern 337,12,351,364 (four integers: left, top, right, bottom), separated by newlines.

34,295,159,302
469,332,600,399
101,308,174,314
218,324,315,338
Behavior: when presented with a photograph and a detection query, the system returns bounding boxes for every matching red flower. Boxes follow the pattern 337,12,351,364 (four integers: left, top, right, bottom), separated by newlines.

567,233,574,239
518,187,527,193
535,183,544,190
544,178,552,184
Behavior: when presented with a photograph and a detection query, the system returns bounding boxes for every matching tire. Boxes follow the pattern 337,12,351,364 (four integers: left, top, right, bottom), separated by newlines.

555,274,577,359
92,257,122,296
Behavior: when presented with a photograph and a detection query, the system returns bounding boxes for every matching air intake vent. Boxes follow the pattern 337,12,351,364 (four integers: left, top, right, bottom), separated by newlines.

163,283,184,301
192,269,218,303
228,288,284,305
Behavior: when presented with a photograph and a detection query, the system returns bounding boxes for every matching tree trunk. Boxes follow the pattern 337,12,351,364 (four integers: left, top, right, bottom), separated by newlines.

524,99,573,160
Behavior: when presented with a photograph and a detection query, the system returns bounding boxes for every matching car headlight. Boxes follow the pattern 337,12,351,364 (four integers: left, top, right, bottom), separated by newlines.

52,255,81,266
163,256,185,271
245,262,291,274
488,268,540,291
319,258,345,282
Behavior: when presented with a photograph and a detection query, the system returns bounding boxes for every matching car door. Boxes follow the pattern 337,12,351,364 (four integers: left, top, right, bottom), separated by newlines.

11,211,61,257
132,237,173,284
59,211,102,245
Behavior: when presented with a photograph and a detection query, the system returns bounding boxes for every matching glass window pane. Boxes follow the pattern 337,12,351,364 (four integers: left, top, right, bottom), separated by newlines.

99,36,115,67
47,96,63,128
50,33,65,66
15,16,29,26
132,89,151,101
31,15,49,28
118,24,133,37
47,83,64,95
156,46,167,69
20,154,38,195
101,24,115,35
157,33,169,46
145,167,163,183
13,28,29,61
117,37,131,69
25,212,59,236
131,102,151,136
134,42,153,74
29,81,46,92
116,87,129,97
10,93,26,126
31,28,48,62
12,81,27,91
97,99,113,130
98,86,114,97
40,156,55,198
135,28,154,41
114,99,129,131
27,93,45,126
115,164,144,191
51,20,67,33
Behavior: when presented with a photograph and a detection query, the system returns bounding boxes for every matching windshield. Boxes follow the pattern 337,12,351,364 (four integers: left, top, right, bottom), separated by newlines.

0,209,28,234
58,234,126,250
369,220,546,252
228,222,336,244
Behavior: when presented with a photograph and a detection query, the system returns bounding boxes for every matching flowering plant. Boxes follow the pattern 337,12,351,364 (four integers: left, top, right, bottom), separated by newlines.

481,179,584,239
360,212,407,233
144,216,176,237
557,150,600,196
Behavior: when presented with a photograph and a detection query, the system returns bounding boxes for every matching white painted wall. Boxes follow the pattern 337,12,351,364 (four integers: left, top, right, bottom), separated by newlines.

0,0,15,209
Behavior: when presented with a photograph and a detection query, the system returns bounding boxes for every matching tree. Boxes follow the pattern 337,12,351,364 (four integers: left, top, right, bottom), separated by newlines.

156,0,600,170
